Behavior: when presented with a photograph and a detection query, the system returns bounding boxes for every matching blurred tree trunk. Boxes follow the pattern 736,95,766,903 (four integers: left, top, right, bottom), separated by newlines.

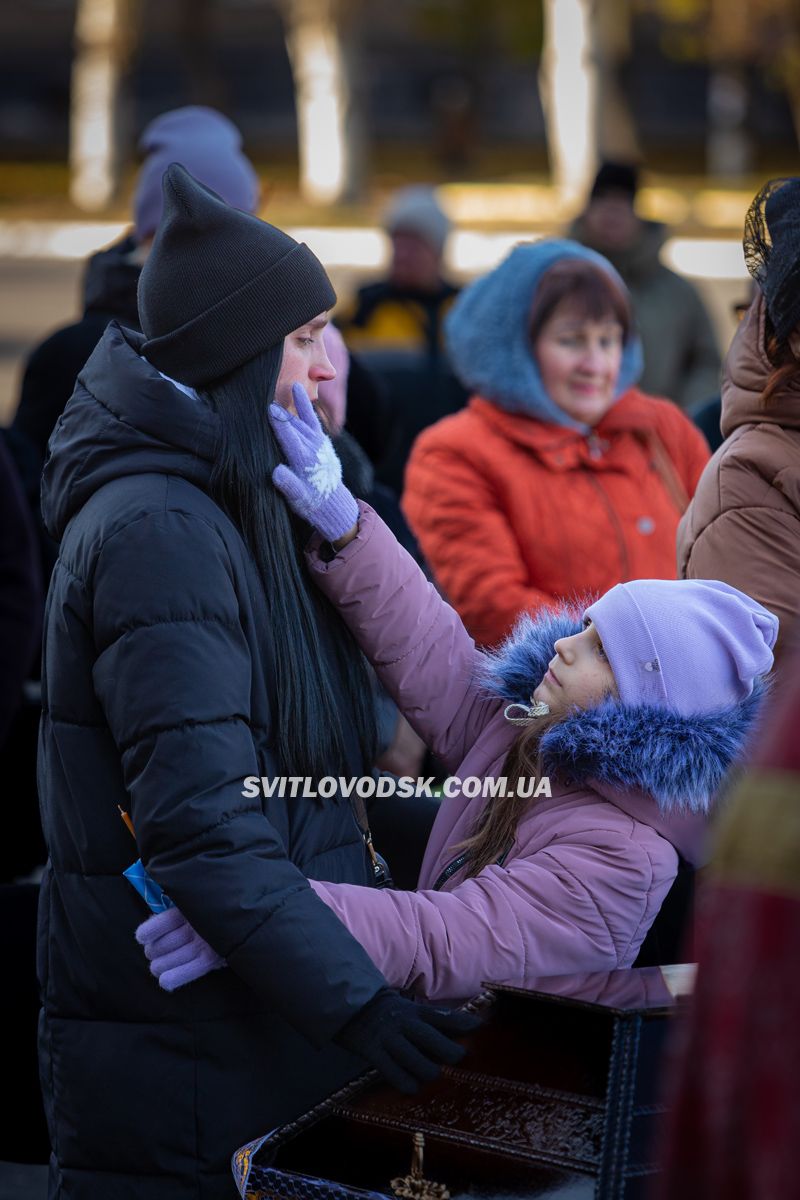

70,0,139,211
595,0,639,162
281,0,366,205
177,0,227,111
766,10,800,153
539,0,598,212
785,76,800,153
706,0,752,177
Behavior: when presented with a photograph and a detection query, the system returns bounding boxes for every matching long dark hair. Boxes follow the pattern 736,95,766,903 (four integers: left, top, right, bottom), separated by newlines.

200,345,377,782
459,716,559,878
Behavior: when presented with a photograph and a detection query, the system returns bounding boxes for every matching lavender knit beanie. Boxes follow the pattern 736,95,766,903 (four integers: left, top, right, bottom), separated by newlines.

585,579,778,715
134,106,259,242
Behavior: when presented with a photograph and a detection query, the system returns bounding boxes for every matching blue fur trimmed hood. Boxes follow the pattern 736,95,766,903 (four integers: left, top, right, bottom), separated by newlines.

444,239,644,430
479,607,766,815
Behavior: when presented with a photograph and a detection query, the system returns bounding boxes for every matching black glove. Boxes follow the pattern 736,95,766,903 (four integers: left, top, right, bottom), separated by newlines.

335,988,482,1094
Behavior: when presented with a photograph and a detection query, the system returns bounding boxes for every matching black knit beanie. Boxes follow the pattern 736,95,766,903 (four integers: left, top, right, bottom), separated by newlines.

590,161,639,203
137,163,336,386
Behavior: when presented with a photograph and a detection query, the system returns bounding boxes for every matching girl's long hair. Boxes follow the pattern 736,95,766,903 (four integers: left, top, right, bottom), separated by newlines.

459,715,559,878
200,345,377,782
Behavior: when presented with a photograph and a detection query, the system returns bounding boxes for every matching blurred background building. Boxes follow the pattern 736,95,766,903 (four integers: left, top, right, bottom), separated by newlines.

1,0,799,414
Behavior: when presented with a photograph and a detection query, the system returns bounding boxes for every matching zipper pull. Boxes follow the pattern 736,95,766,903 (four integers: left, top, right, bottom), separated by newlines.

364,830,381,876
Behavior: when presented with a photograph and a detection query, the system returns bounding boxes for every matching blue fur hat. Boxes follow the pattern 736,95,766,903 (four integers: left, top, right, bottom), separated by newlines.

444,239,644,430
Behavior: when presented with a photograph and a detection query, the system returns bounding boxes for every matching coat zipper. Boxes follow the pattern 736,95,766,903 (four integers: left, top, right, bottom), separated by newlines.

585,470,631,579
364,829,386,885
432,841,513,892
432,852,469,891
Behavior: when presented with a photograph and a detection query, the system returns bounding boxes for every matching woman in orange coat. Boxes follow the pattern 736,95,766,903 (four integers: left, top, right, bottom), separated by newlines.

403,240,710,647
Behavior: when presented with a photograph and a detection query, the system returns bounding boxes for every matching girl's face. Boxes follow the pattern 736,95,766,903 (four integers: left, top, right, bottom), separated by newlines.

275,312,336,412
533,300,624,426
533,620,618,717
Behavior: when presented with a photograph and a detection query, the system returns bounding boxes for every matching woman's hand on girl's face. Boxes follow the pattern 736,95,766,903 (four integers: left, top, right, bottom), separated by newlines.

533,307,624,427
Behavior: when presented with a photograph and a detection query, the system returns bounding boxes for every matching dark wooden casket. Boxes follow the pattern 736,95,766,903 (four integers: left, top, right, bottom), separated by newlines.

232,965,695,1200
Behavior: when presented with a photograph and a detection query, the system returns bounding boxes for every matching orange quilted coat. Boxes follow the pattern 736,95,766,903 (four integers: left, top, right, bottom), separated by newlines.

403,390,710,647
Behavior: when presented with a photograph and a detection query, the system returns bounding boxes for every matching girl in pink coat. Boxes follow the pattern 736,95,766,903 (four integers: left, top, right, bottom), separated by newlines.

138,386,777,1002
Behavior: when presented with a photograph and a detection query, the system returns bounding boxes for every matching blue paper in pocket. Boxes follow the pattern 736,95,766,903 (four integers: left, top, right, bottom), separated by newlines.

123,859,175,914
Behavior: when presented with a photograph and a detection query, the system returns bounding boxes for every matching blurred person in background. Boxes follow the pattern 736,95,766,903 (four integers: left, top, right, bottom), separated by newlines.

36,165,474,1200
318,324,421,561
688,285,758,454
341,185,459,358
403,240,710,649
12,105,260,467
571,161,721,411
678,178,800,668
0,429,44,885
0,440,45,1167
0,437,40,756
339,185,468,495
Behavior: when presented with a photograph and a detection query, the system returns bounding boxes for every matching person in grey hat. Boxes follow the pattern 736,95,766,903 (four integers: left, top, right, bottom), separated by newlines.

338,185,467,496
36,164,476,1200
341,185,460,358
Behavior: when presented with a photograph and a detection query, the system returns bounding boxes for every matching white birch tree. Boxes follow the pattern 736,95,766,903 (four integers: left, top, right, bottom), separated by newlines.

70,0,139,211
595,0,640,162
280,0,366,205
539,0,598,211
706,0,752,177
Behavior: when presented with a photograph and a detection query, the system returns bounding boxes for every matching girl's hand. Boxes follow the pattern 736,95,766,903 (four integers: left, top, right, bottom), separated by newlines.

269,383,359,544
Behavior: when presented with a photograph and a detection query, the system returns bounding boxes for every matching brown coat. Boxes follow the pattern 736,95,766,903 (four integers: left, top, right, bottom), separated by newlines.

677,294,800,664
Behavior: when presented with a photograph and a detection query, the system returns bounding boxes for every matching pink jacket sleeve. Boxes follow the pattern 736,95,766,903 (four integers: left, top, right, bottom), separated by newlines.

309,821,676,1002
306,502,502,774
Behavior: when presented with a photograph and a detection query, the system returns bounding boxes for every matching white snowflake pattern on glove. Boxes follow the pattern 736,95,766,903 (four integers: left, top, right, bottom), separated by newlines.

305,437,343,499
269,383,359,542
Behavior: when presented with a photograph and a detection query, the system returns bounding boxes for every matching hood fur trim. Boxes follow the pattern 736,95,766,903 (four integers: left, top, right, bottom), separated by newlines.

480,606,586,706
479,606,767,814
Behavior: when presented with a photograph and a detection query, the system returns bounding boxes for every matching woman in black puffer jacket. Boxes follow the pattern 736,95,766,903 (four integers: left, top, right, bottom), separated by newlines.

37,165,471,1200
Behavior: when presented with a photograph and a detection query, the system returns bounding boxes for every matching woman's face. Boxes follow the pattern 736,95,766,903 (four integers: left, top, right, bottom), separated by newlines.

275,312,336,412
532,620,618,717
533,300,624,426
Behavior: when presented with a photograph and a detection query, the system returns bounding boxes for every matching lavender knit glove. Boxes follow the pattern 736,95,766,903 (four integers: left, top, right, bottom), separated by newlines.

268,383,359,542
135,906,225,992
